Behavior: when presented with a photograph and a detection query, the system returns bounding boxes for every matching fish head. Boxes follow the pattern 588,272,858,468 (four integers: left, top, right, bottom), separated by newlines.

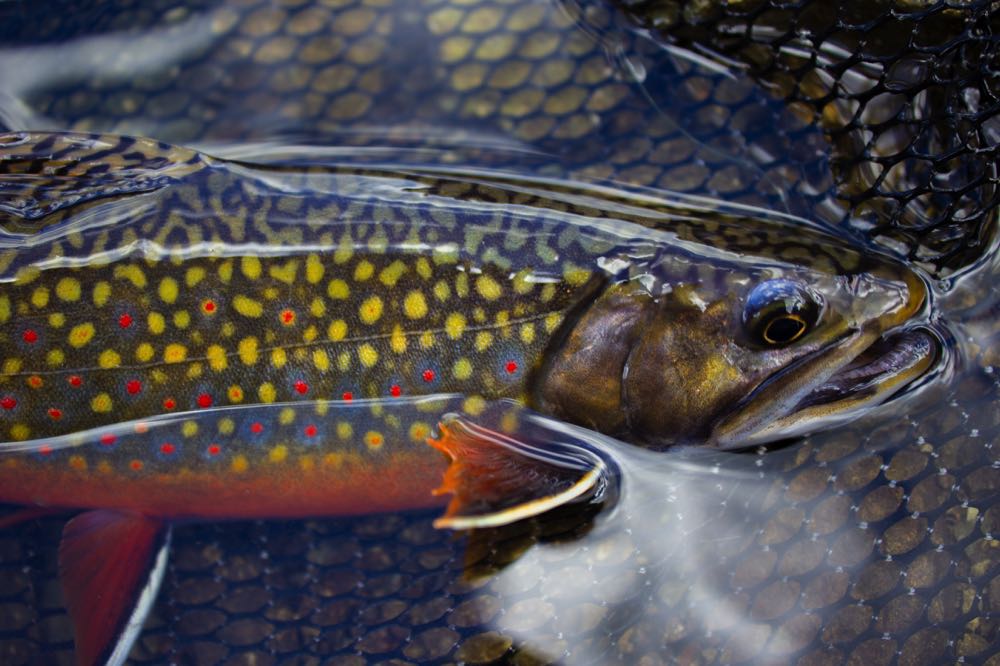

533,229,938,449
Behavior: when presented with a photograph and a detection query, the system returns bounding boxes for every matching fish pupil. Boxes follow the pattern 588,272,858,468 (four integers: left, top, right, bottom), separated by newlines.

763,314,807,344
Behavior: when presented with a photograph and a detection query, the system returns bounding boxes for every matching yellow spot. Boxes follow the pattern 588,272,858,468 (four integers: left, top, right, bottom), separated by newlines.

268,445,289,463
337,352,351,371
185,266,206,287
68,322,95,348
364,431,384,450
390,325,408,354
173,310,191,329
415,257,432,280
545,313,562,333
241,256,262,279
310,297,326,317
207,345,228,372
164,344,187,363
92,393,113,413
46,349,65,367
56,277,83,303
68,456,87,472
409,421,431,442
313,349,330,371
271,347,287,369
512,269,535,294
279,407,295,425
48,312,65,328
541,283,556,302
233,295,264,318
327,278,350,299
148,312,166,335
231,455,249,473
359,295,383,324
158,277,179,304
299,455,316,472
186,362,203,379
114,265,146,288
31,286,50,308
136,343,155,362
433,280,451,302
238,337,259,365
420,331,435,349
221,322,235,337
403,290,428,319
358,343,379,367
97,349,120,369
336,421,353,439
218,260,233,283
453,357,473,380
463,395,486,416
354,260,375,281
92,281,111,307
303,325,318,342
564,264,592,286
306,254,325,283
9,424,29,441
455,273,469,297
269,259,299,285
445,312,467,339
227,386,244,403
378,260,407,287
475,331,494,352
520,323,536,344
0,295,8,323
219,417,236,434
475,274,503,300
323,452,345,468
182,421,199,438
151,369,167,384
97,460,112,474
259,382,277,403
2,358,21,375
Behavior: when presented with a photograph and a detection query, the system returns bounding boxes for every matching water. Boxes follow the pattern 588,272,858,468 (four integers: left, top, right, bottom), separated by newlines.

0,1,997,664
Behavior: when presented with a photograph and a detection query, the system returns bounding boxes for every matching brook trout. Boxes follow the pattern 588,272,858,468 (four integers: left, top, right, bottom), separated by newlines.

0,131,939,664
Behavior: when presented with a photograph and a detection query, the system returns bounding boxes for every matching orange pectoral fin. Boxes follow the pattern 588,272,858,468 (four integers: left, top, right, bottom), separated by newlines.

58,510,171,666
427,409,616,530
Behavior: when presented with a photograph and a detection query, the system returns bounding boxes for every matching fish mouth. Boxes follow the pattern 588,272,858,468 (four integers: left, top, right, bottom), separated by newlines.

712,327,939,449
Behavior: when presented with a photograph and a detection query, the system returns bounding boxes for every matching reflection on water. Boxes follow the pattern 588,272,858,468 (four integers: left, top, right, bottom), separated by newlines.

0,0,997,664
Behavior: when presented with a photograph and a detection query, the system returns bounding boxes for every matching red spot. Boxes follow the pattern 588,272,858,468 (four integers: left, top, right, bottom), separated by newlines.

134,423,149,435
390,384,401,397
27,376,43,389
126,380,142,395
22,329,38,344
118,313,133,329
202,300,217,314
163,398,176,410
99,434,117,446
68,375,83,388
342,392,353,401
294,381,309,395
130,460,143,471
0,396,16,410
207,444,221,456
505,360,519,374
39,445,52,456
280,309,296,325
250,422,264,434
422,369,435,383
304,424,318,438
160,442,175,455
47,408,62,421
196,393,213,408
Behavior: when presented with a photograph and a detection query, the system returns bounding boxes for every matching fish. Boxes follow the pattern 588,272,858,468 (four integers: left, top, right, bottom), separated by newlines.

0,131,939,664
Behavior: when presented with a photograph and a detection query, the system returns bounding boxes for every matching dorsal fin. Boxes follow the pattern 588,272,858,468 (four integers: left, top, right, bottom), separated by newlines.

58,510,170,666
0,131,209,230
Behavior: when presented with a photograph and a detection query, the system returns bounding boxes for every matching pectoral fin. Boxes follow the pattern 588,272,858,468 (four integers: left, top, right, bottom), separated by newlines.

427,409,616,530
58,510,171,666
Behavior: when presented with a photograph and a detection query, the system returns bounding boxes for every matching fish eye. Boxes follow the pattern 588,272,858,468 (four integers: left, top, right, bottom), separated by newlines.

743,279,819,347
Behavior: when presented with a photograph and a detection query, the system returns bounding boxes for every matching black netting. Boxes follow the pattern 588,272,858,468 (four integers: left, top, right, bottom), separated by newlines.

611,0,999,271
